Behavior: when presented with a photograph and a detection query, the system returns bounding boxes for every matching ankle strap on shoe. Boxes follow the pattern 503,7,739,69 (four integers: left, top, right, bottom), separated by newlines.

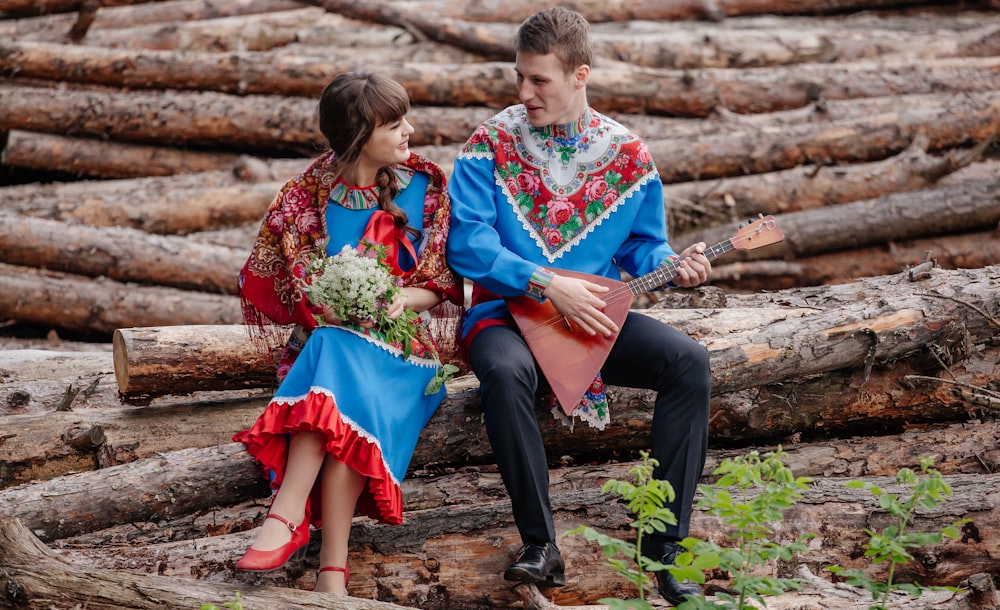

318,565,350,583
265,513,297,532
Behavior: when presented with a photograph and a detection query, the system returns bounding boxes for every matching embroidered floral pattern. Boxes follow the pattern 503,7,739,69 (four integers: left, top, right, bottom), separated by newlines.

239,150,462,343
463,106,656,260
327,167,414,211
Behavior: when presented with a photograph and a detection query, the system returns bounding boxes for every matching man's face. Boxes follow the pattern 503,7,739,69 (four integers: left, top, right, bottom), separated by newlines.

514,52,587,127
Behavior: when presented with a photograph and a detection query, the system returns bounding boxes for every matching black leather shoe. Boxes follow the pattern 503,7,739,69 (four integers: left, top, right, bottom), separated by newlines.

503,542,566,587
643,539,703,606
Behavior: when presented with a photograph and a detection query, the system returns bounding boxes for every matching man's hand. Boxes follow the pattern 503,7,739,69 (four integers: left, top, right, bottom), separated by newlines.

671,242,712,288
542,273,618,338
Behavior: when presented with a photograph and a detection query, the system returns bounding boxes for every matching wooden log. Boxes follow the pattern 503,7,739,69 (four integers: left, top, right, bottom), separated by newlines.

0,214,245,294
663,134,990,234
0,261,242,335
0,85,493,150
4,40,1000,116
0,348,270,417
305,0,515,60
675,178,1000,262
5,84,997,184
27,471,1000,608
0,154,291,230
111,265,1000,395
70,7,337,51
1,129,243,178
0,443,269,541
325,0,967,24
8,334,995,487
35,416,1000,553
34,417,1000,550
9,88,1000,183
315,0,1000,67
648,93,1000,183
710,229,1000,290
6,176,281,234
0,0,306,40
0,0,164,19
0,516,420,610
0,397,269,489
112,325,281,399
0,348,119,417
589,17,1000,69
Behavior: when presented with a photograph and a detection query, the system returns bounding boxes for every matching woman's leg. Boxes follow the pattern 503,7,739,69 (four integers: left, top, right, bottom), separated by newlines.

314,457,366,595
249,431,326,551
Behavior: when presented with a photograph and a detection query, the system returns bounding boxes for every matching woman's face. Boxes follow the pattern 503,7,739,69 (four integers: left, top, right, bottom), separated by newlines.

359,116,414,173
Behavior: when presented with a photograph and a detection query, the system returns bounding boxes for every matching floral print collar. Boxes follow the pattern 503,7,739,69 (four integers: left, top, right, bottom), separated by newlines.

463,105,656,262
328,165,415,210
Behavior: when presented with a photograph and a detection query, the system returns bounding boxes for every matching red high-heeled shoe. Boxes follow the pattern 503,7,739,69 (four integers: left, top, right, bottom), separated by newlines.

235,513,310,572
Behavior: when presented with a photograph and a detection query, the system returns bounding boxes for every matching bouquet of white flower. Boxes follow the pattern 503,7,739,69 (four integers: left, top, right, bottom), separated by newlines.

304,243,399,328
302,241,456,393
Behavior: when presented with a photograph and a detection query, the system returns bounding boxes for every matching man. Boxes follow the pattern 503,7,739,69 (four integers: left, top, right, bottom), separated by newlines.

446,7,711,606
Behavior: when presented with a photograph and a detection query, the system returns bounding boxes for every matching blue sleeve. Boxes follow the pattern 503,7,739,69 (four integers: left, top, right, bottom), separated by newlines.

613,175,676,277
447,155,542,297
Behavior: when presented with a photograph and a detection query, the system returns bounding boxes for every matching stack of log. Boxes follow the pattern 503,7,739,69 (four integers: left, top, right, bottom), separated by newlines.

1,1,999,609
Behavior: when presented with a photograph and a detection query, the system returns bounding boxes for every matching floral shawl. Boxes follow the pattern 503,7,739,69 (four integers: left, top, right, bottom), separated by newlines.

238,150,463,362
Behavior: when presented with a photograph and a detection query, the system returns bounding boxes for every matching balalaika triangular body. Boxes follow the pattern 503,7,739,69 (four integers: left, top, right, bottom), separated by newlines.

506,215,784,414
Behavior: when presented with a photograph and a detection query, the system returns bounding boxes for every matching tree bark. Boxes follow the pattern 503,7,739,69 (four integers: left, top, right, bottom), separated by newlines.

18,471,1000,609
663,137,990,235
0,151,306,229
0,0,305,39
0,397,269,489
675,178,1000,262
648,92,1000,183
6,87,997,184
0,0,164,19
0,83,489,150
0,214,245,294
312,0,1000,68
112,325,281,399
329,0,963,24
1,129,244,178
0,514,420,609
709,229,1000,290
0,261,242,335
4,40,1000,116
6,335,995,489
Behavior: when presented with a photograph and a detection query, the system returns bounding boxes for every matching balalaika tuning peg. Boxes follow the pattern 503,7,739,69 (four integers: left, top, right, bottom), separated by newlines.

738,223,745,228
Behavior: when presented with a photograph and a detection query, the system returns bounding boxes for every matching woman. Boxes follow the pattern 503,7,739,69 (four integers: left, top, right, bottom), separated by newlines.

233,71,463,596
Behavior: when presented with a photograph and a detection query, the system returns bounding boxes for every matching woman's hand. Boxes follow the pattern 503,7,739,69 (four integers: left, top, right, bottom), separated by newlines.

320,304,374,328
387,287,440,319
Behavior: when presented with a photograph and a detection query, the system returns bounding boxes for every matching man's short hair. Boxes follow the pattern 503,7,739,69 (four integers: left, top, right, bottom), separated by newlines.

514,7,593,73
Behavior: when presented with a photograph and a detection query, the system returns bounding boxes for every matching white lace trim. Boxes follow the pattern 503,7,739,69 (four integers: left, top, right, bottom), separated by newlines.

273,386,399,486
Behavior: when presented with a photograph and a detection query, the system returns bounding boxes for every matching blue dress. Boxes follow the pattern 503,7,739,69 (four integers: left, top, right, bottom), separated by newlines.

234,168,446,525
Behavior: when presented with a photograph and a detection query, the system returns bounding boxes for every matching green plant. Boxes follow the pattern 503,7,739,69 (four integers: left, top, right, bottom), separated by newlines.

676,447,814,609
566,450,717,610
827,456,967,610
200,593,244,610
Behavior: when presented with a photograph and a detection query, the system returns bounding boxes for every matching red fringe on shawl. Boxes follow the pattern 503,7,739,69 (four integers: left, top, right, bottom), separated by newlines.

233,390,403,526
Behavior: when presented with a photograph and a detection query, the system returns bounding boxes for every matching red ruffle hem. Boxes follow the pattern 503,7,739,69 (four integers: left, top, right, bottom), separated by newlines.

233,389,404,526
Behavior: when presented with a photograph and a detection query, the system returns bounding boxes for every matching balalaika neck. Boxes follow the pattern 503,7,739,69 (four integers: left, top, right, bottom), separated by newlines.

626,239,733,296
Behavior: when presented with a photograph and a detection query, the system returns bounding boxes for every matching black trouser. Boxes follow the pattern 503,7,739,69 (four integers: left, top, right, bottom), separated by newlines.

469,311,712,546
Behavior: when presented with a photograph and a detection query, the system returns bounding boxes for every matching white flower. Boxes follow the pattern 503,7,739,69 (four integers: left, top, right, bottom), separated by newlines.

303,243,399,326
